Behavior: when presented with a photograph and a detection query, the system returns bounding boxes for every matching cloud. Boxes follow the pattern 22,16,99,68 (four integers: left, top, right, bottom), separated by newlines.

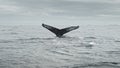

0,0,120,25
0,4,21,14
1,0,120,17
50,0,120,17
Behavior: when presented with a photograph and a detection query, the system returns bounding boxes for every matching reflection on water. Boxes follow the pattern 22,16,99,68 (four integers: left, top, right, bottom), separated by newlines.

71,62,120,68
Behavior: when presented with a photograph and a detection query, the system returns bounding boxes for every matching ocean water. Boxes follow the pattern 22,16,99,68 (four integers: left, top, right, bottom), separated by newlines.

0,25,120,68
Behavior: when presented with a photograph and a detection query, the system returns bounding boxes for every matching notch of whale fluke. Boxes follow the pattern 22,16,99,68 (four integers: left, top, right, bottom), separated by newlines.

42,23,79,37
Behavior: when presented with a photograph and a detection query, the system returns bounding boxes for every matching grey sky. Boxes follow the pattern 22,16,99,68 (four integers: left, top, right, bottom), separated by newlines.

0,0,120,25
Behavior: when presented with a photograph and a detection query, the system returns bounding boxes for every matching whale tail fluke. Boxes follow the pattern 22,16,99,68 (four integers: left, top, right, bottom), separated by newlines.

42,23,79,37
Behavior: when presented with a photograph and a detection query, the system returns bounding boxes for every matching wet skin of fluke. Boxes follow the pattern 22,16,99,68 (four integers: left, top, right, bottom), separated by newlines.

42,23,79,37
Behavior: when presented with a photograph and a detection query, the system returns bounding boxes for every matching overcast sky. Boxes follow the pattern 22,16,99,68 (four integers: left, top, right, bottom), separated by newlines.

0,0,120,25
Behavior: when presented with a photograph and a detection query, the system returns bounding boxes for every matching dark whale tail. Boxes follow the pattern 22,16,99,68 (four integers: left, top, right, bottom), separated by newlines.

42,23,79,37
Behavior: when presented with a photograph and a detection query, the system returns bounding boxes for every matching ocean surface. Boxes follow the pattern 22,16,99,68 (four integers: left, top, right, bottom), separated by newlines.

0,25,120,68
